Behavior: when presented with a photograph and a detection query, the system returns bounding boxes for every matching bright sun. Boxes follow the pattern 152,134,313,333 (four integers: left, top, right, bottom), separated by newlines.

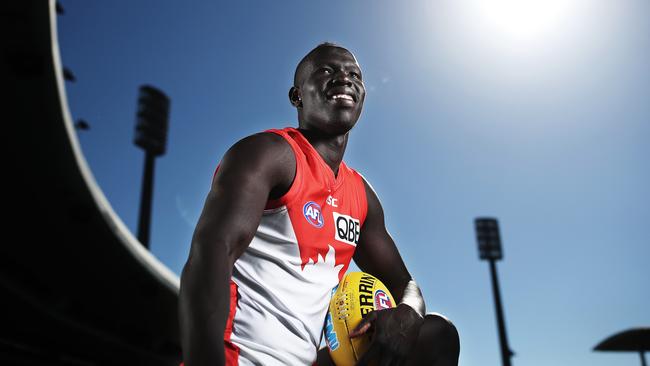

474,0,575,41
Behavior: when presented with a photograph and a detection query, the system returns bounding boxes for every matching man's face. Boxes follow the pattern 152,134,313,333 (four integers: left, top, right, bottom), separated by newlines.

292,46,366,135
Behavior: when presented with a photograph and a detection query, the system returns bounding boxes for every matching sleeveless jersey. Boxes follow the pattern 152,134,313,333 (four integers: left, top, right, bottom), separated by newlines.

223,127,368,365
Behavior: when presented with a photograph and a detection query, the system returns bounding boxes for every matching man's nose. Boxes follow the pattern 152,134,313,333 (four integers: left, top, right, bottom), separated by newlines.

330,70,352,87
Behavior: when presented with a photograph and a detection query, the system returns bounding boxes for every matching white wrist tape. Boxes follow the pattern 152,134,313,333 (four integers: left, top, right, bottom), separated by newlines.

399,279,426,318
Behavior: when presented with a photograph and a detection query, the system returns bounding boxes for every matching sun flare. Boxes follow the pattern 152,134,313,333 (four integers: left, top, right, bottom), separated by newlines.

474,0,575,41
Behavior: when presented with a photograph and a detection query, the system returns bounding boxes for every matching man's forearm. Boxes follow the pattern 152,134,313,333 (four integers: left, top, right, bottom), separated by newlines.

179,244,233,366
385,274,412,303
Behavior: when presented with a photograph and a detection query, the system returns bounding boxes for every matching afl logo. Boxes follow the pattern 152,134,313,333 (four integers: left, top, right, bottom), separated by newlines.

303,201,324,228
374,289,392,310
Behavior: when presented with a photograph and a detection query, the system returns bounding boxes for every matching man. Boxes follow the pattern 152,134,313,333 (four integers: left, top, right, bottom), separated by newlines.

179,43,459,366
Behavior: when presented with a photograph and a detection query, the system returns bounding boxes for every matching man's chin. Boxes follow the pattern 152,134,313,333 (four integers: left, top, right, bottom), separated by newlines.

329,110,361,129
300,109,361,135
324,119,358,136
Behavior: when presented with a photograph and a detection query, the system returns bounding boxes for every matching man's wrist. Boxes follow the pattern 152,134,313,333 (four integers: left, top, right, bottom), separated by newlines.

398,279,426,318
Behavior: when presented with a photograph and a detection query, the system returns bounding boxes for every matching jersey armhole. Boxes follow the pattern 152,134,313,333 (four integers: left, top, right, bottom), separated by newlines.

212,163,221,184
353,170,369,227
264,128,303,210
210,130,302,210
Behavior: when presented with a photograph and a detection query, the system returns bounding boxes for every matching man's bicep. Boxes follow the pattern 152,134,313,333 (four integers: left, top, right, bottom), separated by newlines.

354,177,411,299
192,173,266,261
354,217,409,290
190,134,292,263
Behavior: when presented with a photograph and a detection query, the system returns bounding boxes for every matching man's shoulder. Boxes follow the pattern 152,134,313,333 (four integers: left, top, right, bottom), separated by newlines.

351,169,380,207
344,165,370,188
218,130,295,190
228,130,293,159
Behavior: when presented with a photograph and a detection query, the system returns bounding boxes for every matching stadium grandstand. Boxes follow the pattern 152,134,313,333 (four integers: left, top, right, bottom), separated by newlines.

1,1,182,365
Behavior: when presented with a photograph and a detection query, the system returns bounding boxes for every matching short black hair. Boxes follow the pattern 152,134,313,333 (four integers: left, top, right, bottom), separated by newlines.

293,42,348,87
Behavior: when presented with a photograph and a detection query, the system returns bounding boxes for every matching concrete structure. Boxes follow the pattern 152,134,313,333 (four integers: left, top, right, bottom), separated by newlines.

1,1,181,365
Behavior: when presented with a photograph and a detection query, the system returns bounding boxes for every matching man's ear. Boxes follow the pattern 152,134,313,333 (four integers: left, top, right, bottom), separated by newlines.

289,86,302,108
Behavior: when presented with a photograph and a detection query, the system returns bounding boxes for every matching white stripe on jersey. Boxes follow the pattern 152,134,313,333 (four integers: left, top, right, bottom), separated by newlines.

230,206,342,365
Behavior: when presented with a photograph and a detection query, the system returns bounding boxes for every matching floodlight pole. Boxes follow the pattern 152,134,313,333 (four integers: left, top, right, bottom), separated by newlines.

489,258,512,366
137,151,156,248
134,85,170,249
475,217,514,366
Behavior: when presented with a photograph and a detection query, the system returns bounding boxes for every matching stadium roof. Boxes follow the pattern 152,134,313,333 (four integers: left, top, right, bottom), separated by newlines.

2,1,181,365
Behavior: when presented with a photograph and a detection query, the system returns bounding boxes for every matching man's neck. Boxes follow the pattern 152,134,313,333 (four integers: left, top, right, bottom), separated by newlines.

297,127,349,178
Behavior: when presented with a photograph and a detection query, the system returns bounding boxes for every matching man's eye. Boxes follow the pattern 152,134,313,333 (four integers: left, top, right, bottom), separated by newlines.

321,68,332,74
350,72,360,79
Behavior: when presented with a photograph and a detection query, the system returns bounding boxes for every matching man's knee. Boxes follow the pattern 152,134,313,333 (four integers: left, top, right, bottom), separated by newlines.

409,313,460,365
424,313,459,350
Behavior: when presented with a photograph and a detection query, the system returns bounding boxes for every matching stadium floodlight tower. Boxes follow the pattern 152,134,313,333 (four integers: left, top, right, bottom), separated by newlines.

475,217,515,366
134,85,170,249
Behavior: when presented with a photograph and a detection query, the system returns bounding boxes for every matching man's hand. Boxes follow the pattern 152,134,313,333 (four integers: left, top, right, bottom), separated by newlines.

349,304,424,366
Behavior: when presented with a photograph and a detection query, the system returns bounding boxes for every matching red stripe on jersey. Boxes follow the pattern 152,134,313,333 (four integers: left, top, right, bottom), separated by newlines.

179,281,239,366
224,281,240,366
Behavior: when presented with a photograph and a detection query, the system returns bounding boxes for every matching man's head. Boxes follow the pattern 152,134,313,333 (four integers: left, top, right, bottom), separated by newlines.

289,43,366,135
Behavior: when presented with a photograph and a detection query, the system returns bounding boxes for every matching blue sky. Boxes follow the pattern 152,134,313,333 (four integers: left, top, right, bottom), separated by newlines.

58,1,649,365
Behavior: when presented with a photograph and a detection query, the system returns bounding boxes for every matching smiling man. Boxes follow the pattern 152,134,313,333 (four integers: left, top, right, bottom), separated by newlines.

179,43,460,366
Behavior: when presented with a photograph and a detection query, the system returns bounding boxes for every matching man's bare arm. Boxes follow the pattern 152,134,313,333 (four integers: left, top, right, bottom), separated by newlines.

351,177,424,365
178,133,294,366
353,178,411,300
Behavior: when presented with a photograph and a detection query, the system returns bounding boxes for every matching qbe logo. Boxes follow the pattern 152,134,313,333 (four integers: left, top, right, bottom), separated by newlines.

374,289,392,310
333,212,360,246
303,201,324,228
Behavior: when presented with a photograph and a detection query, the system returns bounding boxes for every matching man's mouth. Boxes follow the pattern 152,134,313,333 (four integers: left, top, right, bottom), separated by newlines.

330,94,354,102
327,92,356,104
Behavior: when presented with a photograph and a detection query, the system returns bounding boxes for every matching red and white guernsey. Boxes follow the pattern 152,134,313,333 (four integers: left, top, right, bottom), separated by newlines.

223,127,368,365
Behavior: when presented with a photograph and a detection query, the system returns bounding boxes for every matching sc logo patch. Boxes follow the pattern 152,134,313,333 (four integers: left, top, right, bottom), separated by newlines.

303,201,324,228
333,212,360,246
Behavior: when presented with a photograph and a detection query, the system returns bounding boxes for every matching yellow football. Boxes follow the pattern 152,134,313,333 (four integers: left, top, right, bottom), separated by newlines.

325,272,395,366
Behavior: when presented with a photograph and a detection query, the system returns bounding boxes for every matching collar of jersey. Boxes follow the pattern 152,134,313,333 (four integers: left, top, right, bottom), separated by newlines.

290,127,347,192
